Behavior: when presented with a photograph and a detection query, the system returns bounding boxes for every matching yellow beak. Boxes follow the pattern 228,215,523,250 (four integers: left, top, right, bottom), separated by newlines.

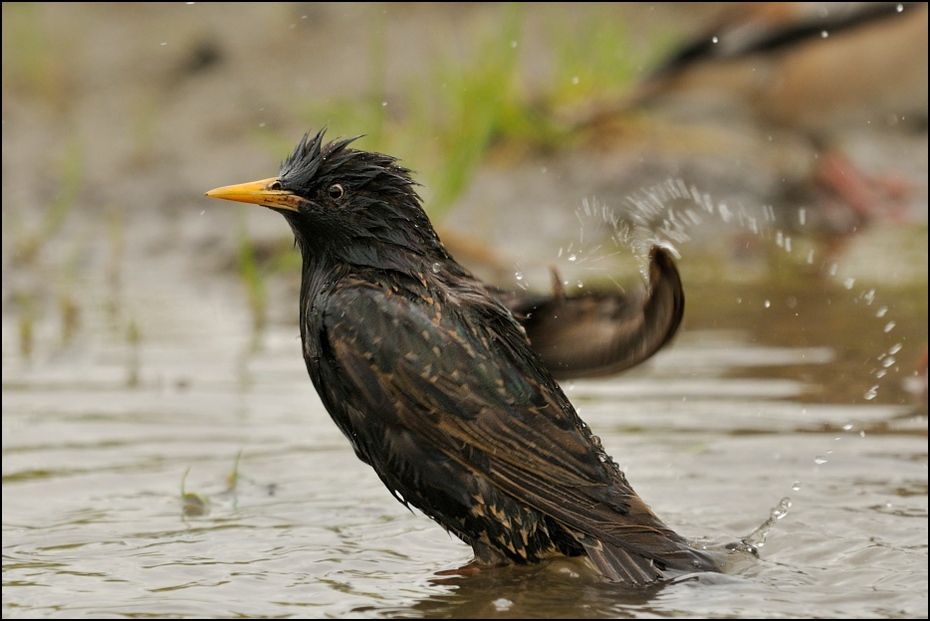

205,177,301,213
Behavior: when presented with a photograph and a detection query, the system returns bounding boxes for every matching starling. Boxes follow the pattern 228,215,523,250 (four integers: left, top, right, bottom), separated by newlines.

205,129,722,585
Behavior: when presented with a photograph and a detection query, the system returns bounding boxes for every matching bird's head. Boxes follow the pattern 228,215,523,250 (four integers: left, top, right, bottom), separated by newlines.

206,129,447,269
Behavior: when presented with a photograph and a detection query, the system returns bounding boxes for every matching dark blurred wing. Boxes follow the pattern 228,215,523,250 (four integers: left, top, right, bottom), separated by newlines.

321,283,695,583
496,246,684,380
649,2,921,79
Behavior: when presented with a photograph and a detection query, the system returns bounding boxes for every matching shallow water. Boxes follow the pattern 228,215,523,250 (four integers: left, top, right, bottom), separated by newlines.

3,219,927,618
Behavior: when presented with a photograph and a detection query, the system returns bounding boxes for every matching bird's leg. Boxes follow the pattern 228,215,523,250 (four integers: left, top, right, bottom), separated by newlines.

813,148,910,224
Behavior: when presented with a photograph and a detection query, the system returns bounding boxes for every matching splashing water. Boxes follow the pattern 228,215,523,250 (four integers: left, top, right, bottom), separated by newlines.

561,178,909,401
733,497,793,554
533,179,915,559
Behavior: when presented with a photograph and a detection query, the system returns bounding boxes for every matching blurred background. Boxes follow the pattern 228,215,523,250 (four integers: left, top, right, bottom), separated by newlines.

2,3,927,618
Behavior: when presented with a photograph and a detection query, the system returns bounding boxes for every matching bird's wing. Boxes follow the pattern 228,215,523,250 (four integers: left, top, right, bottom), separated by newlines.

649,2,922,78
500,246,684,380
320,282,699,582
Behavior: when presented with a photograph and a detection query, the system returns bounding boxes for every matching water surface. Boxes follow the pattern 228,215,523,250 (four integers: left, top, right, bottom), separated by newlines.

3,221,926,618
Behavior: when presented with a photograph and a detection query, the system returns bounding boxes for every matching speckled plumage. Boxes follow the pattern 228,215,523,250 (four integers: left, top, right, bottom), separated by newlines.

206,129,722,585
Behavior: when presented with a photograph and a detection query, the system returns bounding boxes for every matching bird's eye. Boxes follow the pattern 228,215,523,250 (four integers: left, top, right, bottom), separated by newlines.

328,184,345,200
268,180,283,191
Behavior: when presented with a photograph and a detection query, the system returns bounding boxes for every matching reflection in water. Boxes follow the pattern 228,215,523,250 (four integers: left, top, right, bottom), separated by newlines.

371,558,671,618
362,552,770,619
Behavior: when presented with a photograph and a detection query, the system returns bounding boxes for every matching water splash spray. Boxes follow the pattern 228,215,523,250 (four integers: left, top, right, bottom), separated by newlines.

558,177,907,402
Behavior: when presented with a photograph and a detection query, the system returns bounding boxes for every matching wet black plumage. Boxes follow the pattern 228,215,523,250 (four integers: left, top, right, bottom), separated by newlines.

205,129,721,585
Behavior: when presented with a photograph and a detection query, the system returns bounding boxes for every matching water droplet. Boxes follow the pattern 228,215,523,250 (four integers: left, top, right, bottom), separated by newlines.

431,262,441,274
557,565,580,578
897,3,904,12
160,41,168,46
882,356,896,368
884,321,896,333
821,30,829,38
876,369,887,378
772,497,792,518
863,289,875,305
514,271,523,281
889,343,902,355
844,277,855,289
711,36,719,43
382,101,388,107
863,385,878,400
719,203,732,222
567,254,577,262
493,598,513,611
791,481,802,491
814,455,828,465
571,76,580,85
798,208,807,226
764,300,771,308
806,249,814,264
829,263,838,276
876,306,888,318
510,40,518,48
842,423,854,431
576,280,584,289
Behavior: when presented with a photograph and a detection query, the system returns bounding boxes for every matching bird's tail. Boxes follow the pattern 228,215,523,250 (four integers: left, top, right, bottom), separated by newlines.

579,532,723,586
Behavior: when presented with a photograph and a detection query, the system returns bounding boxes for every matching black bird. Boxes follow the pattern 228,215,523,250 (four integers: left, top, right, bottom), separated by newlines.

205,129,722,585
